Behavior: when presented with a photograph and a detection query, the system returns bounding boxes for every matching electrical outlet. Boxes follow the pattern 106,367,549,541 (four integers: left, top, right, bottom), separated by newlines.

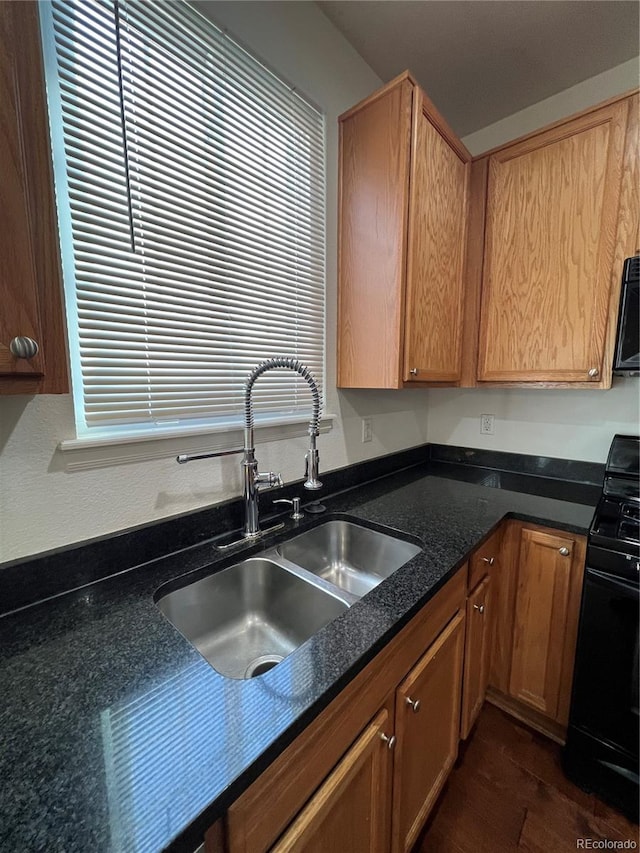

361,417,373,443
480,414,495,435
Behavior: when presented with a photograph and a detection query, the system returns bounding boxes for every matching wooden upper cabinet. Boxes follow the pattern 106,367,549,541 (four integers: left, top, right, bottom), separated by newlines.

0,2,44,381
338,72,471,389
0,2,68,394
477,97,633,385
404,89,470,383
338,76,412,389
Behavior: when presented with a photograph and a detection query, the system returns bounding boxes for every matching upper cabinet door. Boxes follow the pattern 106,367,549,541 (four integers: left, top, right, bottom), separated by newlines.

338,78,413,389
403,90,471,383
0,2,45,380
0,3,68,394
338,72,470,389
478,100,629,383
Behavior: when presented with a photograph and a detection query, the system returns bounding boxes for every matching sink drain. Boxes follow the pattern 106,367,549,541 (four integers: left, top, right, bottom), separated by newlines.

245,654,284,678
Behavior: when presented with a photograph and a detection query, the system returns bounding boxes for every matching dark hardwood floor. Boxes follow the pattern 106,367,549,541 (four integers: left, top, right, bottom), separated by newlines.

415,703,639,852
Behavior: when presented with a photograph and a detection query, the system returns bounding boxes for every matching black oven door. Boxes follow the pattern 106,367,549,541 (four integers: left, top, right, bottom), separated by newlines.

570,567,639,759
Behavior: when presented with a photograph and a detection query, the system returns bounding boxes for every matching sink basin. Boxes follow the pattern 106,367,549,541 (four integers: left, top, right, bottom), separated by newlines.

277,520,422,598
157,558,348,679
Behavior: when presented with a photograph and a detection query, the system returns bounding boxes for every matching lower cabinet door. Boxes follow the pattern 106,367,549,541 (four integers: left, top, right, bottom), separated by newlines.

271,705,393,852
391,610,466,853
461,574,492,738
509,527,574,720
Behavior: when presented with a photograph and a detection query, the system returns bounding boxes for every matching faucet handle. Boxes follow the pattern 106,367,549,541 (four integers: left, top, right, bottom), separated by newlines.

273,497,304,520
256,472,283,490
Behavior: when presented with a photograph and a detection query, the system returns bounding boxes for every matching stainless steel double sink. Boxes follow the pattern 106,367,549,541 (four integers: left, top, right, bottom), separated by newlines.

157,520,422,680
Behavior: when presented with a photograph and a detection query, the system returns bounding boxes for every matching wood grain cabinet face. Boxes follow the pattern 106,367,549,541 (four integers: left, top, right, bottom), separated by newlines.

478,99,630,384
509,527,584,723
338,73,471,389
461,574,492,739
391,610,466,853
0,1,44,381
403,89,470,383
271,707,393,853
0,2,68,395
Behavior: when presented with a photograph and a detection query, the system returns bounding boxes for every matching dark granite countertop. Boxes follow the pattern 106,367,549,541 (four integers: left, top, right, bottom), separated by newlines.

0,463,596,853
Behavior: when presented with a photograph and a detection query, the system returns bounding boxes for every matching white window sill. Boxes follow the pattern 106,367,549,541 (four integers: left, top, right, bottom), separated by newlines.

59,415,336,471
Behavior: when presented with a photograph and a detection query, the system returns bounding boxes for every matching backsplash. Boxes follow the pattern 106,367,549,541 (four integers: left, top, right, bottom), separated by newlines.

0,442,602,616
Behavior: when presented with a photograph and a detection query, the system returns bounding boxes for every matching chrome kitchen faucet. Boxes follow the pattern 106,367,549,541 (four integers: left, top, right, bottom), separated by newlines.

177,358,322,539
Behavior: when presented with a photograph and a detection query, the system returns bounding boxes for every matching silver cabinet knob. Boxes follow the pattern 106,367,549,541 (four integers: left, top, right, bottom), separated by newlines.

588,367,600,378
380,733,396,750
559,547,570,556
405,696,421,713
482,556,495,565
409,368,418,376
473,603,485,614
9,336,39,359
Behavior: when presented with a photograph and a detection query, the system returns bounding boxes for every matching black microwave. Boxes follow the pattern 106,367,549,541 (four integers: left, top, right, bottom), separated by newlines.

613,255,640,375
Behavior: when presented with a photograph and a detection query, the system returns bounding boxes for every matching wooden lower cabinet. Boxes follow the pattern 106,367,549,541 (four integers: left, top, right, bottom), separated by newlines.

509,526,586,724
272,705,393,853
391,610,466,853
488,521,586,736
461,574,492,738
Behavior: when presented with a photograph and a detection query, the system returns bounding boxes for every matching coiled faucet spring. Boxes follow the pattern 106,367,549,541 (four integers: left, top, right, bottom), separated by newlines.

244,357,323,492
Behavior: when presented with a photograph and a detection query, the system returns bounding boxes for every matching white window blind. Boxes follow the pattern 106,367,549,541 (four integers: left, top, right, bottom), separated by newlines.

41,0,326,439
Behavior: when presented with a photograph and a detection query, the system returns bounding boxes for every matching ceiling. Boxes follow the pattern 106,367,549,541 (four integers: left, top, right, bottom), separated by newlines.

317,1,640,136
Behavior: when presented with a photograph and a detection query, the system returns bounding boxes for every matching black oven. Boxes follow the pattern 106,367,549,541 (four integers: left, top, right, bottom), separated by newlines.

563,436,640,822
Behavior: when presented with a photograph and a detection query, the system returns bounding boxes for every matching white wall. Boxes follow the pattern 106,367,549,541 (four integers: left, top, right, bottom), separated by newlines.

426,382,639,464
0,1,430,564
427,58,640,464
462,57,640,155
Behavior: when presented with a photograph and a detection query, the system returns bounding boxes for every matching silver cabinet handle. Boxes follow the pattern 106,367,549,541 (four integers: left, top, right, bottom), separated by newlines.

405,696,421,713
9,336,39,359
482,556,495,565
409,368,418,376
380,733,396,750
473,603,485,614
559,547,570,556
588,367,600,378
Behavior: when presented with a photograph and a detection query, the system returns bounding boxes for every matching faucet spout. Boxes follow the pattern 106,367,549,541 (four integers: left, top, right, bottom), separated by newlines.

176,358,323,542
243,357,323,537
